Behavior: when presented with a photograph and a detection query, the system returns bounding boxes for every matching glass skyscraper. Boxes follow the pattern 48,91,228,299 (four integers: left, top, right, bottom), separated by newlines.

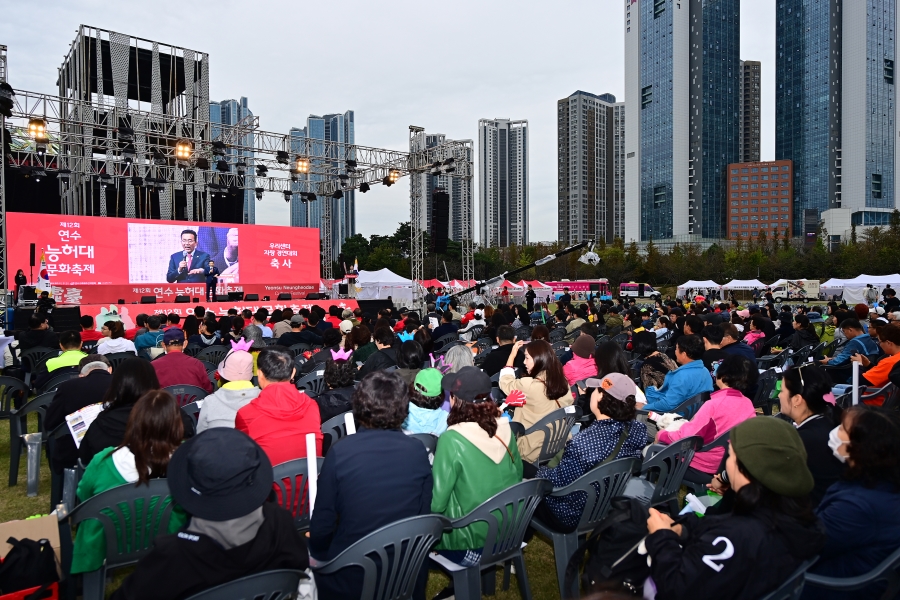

208,97,255,223
624,0,740,242
289,111,355,258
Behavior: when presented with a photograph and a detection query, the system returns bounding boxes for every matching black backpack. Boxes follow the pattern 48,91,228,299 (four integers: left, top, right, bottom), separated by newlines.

0,537,59,595
565,496,651,596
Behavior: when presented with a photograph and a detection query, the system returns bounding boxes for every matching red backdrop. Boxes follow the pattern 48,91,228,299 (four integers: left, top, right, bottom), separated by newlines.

8,213,321,304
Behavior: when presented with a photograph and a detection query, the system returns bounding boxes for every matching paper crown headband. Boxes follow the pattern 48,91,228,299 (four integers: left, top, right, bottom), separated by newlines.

398,331,415,342
330,348,353,360
230,338,253,352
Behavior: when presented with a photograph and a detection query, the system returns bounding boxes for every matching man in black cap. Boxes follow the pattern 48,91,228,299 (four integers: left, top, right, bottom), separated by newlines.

111,428,308,600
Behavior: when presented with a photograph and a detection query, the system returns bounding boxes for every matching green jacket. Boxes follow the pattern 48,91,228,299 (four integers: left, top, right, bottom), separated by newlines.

431,420,523,551
603,314,624,331
71,447,187,574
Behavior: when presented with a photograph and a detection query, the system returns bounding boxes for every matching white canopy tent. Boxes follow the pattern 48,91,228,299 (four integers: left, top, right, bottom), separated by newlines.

676,280,722,299
354,268,414,304
721,279,766,290
821,274,900,304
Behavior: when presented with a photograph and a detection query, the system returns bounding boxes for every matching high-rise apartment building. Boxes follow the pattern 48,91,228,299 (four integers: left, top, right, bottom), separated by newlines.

624,0,740,242
739,61,761,163
798,1,900,242
410,133,473,244
557,91,625,245
209,97,255,223
289,111,355,257
478,119,529,247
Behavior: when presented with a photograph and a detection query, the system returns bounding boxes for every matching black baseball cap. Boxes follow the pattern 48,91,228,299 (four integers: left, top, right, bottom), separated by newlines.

167,428,273,521
442,366,492,403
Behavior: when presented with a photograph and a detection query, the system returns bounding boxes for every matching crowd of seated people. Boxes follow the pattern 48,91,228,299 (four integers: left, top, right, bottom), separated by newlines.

4,290,898,600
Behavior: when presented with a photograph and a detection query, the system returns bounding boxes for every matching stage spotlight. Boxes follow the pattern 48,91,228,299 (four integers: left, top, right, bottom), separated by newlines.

389,169,400,184
57,168,72,181
441,157,456,174
283,190,292,202
359,182,370,193
332,189,343,199
195,157,210,170
175,139,193,161
255,187,264,200
346,159,357,172
276,151,290,165
303,192,317,202
235,162,247,176
338,174,350,189
215,159,229,172
117,127,134,142
0,83,15,118
28,118,48,140
382,175,393,187
211,141,226,156
122,143,136,164
152,149,167,165
99,173,112,188
256,164,268,177
28,167,46,182
295,157,309,174
430,161,441,176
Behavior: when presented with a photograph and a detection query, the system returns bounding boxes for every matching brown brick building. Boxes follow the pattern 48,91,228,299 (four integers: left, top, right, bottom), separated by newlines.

726,159,793,239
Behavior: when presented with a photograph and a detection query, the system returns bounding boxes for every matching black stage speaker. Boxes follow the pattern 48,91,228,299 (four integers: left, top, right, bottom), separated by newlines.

117,298,125,305
338,284,349,295
174,295,190,303
244,294,259,301
357,299,393,315
431,190,450,254
14,306,81,332
305,293,321,300
21,286,37,301
228,291,244,301
277,293,292,300
216,295,230,302
29,243,35,267
140,296,157,304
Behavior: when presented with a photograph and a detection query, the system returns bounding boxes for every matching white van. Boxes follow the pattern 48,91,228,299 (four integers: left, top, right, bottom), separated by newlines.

618,282,662,301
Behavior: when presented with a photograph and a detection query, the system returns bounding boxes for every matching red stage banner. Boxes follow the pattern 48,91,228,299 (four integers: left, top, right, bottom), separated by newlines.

7,213,321,304
81,299,358,331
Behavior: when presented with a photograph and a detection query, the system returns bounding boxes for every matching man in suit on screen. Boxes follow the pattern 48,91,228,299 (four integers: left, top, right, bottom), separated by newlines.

166,229,212,283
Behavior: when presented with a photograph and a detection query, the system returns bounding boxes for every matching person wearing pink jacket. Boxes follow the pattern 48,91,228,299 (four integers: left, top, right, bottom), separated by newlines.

562,334,598,387
656,354,757,485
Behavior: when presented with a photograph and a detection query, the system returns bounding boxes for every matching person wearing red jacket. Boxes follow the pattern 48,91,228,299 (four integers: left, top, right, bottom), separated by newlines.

460,301,479,326
235,346,323,465
151,329,214,393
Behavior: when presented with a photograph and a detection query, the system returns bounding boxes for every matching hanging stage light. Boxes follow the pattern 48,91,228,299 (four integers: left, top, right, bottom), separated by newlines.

441,157,456,174
211,141,227,156
332,189,343,199
0,83,15,118
28,118,48,140
215,159,229,172
152,149,167,166
295,156,310,174
116,127,135,142
346,159,357,172
338,174,350,189
122,143,136,164
255,187,264,200
389,169,400,184
429,161,441,176
57,168,72,181
256,164,268,177
195,157,210,170
235,162,247,176
283,190,293,202
303,192,317,202
99,173,112,188
33,168,46,182
175,139,193,161
276,151,290,165
359,182,370,193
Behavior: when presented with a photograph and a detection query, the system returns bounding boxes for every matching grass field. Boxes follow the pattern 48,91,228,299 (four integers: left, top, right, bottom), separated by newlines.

0,412,563,599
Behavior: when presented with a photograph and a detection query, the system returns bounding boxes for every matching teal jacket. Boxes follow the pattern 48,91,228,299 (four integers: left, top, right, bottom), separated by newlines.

642,359,714,413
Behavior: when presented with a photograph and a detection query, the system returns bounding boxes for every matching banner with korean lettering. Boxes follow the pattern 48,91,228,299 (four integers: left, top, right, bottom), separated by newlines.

7,213,321,304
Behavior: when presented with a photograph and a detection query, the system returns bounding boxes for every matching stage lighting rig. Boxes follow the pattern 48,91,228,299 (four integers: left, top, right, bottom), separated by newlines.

332,189,343,199
302,192,316,202
429,161,441,176
235,162,247,176
116,127,134,142
29,118,49,154
382,168,401,187
295,157,309,174
256,164,268,177
276,151,290,165
255,187,264,200
338,174,350,189
195,157,210,170
282,190,292,202
121,143,136,164
33,168,46,182
359,182,370,193
57,169,72,181
215,159,229,172
0,83,15,118
441,157,456,174
152,149,167,166
99,173,112,188
175,139,193,163
211,141,226,156
346,159,357,172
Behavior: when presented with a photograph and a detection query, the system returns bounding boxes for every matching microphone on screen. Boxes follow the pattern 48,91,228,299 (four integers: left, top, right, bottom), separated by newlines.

180,250,189,272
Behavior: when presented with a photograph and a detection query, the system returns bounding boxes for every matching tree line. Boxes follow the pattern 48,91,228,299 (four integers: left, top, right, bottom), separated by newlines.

334,213,900,292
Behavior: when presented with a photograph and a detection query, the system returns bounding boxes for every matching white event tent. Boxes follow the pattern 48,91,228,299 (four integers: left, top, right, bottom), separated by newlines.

676,280,721,298
354,268,414,304
821,274,900,304
721,279,766,290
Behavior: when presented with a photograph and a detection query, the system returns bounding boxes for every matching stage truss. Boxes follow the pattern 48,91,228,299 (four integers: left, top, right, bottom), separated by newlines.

0,28,474,319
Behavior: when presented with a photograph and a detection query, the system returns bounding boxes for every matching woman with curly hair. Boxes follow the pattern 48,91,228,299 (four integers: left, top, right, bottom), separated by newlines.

344,324,376,364
499,339,574,463
310,370,433,599
804,406,900,598
431,366,522,585
314,358,358,424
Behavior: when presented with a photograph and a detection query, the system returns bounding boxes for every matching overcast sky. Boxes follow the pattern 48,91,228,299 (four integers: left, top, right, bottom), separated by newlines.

1,0,775,241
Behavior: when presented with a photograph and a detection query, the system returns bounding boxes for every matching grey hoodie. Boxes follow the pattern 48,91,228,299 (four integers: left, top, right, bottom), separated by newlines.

196,384,261,433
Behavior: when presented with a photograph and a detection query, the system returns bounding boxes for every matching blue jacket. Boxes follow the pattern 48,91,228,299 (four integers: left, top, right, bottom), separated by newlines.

828,333,879,367
805,480,900,599
643,359,714,413
166,250,212,283
402,403,448,436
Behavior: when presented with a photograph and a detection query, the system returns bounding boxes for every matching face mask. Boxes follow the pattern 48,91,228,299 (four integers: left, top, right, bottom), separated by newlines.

828,426,848,463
